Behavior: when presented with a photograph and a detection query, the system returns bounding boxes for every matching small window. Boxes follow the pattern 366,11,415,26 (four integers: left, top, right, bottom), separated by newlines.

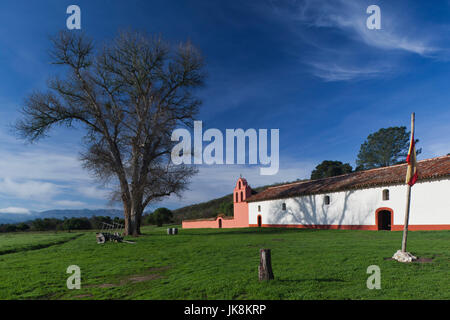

239,181,241,189
282,203,286,211
324,195,330,205
235,192,239,202
258,205,261,212
240,191,244,201
382,189,389,201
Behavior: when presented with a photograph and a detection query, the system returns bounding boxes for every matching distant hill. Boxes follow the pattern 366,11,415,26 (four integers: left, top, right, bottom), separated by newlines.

172,180,305,223
172,193,234,223
39,209,123,219
0,209,123,224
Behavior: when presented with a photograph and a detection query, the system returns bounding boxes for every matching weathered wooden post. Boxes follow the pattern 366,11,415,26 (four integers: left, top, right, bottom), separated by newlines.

258,249,274,281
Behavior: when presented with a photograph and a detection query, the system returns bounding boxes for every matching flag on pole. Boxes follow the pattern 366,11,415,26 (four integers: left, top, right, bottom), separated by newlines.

405,132,418,186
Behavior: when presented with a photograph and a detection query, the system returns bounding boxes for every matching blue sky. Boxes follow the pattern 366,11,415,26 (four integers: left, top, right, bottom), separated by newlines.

0,0,449,215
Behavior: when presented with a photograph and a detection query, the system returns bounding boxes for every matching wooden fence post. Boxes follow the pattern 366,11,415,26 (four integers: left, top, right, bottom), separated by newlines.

258,249,274,281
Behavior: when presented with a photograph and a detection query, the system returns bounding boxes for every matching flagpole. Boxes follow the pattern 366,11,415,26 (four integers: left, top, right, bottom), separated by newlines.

401,183,412,252
401,112,415,253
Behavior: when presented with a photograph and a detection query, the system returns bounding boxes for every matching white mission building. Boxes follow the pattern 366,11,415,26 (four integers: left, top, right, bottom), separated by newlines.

182,155,450,230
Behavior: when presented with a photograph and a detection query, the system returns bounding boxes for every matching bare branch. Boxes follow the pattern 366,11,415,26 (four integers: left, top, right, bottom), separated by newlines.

16,30,205,236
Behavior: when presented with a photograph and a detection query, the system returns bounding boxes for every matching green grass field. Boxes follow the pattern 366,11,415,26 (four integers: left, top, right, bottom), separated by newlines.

0,226,448,300
0,232,83,255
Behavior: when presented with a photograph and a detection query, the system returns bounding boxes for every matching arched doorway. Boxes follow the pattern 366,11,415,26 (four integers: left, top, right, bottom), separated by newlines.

218,219,222,229
257,215,262,227
377,209,392,230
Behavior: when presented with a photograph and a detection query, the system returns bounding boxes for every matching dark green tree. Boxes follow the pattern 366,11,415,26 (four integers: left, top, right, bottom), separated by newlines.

31,218,61,231
5,225,17,232
90,216,113,229
16,223,30,232
356,126,421,170
218,201,233,216
62,218,92,231
310,160,353,180
152,207,173,227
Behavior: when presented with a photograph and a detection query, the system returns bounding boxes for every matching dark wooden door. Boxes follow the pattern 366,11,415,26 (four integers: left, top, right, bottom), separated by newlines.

378,211,391,230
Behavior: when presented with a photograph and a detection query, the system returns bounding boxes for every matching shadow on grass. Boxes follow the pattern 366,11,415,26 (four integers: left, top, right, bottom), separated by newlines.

277,278,345,283
181,228,326,236
0,233,84,256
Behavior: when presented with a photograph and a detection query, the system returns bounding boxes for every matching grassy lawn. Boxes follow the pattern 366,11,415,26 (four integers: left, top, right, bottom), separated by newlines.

0,232,83,255
0,226,448,299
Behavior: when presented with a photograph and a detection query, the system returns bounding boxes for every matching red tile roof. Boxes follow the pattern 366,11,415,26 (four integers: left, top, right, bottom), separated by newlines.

246,155,450,203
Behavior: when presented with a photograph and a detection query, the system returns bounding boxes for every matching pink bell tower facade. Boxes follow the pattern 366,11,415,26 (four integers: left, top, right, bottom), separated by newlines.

232,177,251,227
182,177,251,229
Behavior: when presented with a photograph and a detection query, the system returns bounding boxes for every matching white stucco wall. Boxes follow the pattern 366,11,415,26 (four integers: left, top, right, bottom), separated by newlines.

248,178,450,227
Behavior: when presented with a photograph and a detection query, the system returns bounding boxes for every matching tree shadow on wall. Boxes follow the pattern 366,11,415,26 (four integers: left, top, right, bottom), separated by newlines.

266,190,373,229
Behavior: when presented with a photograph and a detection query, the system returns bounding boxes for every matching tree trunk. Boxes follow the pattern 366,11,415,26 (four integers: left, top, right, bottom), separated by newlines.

120,181,133,236
258,249,274,281
124,198,144,237
124,213,139,236
136,210,143,235
130,214,139,237
124,216,133,236
123,200,133,236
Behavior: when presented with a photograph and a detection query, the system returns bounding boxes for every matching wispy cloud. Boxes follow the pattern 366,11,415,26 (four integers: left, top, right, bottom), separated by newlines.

287,0,437,55
307,61,390,82
263,0,448,81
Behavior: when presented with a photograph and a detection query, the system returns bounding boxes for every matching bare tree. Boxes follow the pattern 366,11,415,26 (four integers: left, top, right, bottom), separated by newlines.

16,31,205,236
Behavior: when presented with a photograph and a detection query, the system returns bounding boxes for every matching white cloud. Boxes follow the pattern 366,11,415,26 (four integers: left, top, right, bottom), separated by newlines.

0,177,61,201
0,207,31,215
0,150,88,182
75,185,111,200
0,128,113,210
